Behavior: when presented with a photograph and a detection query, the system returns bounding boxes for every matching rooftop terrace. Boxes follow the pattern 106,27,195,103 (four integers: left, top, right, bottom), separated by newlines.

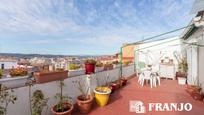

75,77,204,115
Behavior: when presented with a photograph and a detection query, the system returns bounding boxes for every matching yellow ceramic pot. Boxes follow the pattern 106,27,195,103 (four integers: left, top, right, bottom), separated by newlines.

94,87,111,107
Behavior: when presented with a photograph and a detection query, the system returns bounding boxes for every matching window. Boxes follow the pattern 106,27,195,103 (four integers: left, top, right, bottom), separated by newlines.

1,64,4,70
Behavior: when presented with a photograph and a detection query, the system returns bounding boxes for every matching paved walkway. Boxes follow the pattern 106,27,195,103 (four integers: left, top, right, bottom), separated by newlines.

74,77,204,115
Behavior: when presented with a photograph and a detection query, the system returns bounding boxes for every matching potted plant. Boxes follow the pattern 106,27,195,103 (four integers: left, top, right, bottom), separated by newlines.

186,85,204,101
174,53,188,85
31,90,49,115
51,80,74,115
110,82,118,93
120,77,128,86
112,60,119,68
95,61,104,72
103,63,113,71
192,92,204,101
177,58,188,85
0,85,17,115
110,78,121,92
72,78,93,113
94,86,111,107
105,75,118,94
34,70,68,83
84,59,96,74
0,67,29,88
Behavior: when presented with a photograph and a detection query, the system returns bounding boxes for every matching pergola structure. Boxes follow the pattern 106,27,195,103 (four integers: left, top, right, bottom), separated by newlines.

119,24,194,77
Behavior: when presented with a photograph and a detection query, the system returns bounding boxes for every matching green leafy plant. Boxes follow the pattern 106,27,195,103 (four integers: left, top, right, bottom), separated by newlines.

174,52,188,74
96,62,103,67
31,90,48,115
0,69,3,78
0,86,17,115
178,58,188,73
84,59,96,65
54,80,72,112
68,64,80,70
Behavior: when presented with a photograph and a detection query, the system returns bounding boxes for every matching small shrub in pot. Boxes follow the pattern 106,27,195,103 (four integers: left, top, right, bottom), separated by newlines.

73,78,93,114
51,80,74,115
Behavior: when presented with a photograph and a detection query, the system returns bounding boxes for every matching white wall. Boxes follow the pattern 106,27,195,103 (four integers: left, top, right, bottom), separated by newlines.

136,37,181,70
183,26,204,91
0,61,18,69
3,65,135,115
183,27,204,92
198,30,204,92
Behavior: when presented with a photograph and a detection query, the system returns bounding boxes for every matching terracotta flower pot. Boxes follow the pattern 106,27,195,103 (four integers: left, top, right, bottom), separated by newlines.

110,83,117,93
116,81,121,89
51,103,74,115
192,92,204,101
116,80,123,88
34,70,68,83
111,81,120,90
187,85,201,92
121,78,127,86
76,95,93,113
186,88,196,96
85,64,95,74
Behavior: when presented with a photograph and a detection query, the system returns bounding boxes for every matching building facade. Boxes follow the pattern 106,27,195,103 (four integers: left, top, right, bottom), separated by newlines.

181,11,204,91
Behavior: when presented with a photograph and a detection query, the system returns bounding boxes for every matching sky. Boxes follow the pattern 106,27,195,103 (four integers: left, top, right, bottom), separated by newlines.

0,0,195,55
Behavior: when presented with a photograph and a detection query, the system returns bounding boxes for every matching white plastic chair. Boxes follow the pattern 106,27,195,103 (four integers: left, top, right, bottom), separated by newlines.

151,72,160,87
141,70,153,88
138,73,144,84
137,68,146,84
151,66,161,86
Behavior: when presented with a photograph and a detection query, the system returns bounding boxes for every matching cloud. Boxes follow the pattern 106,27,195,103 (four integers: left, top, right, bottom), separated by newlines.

0,0,81,34
0,0,195,54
